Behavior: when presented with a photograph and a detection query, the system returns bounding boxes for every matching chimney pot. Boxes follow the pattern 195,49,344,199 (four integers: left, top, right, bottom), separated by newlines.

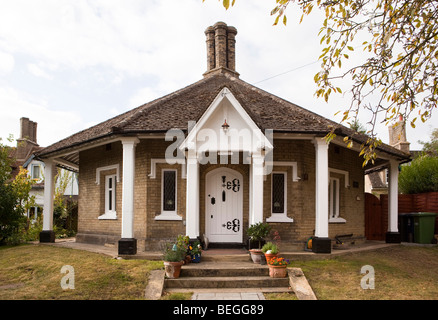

204,22,239,78
214,22,228,70
20,117,37,143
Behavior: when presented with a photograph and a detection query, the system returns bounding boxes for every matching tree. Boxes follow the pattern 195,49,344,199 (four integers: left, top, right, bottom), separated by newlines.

349,119,366,133
399,129,438,193
0,137,36,244
208,0,438,165
53,168,72,230
399,155,438,194
419,128,438,157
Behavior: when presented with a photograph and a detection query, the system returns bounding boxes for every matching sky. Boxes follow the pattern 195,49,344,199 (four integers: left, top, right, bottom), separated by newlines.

0,0,435,151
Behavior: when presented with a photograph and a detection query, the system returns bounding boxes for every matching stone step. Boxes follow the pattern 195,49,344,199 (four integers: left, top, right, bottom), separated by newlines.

201,254,251,262
180,267,269,278
165,287,292,294
164,276,290,289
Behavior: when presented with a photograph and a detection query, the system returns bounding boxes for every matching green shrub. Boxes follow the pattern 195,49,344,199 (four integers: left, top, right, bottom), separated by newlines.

262,241,279,254
162,235,190,262
247,222,271,249
399,155,438,194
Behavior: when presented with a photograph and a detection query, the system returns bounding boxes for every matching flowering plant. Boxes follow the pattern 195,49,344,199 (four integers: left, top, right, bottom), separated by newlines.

267,256,290,266
189,240,202,256
162,242,186,262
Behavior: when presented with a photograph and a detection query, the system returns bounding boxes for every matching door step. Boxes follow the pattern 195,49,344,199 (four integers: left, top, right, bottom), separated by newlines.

207,243,246,249
165,275,289,289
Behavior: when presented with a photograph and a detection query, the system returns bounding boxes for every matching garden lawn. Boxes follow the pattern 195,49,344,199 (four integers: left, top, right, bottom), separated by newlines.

1,244,437,300
293,245,438,300
0,244,163,300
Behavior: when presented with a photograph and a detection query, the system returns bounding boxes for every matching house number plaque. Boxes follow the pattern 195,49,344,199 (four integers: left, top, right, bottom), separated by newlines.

222,218,240,232
221,176,240,193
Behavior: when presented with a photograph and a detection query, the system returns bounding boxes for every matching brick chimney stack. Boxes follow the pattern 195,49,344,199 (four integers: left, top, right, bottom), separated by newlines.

388,115,410,154
204,22,239,78
20,117,37,143
16,117,39,161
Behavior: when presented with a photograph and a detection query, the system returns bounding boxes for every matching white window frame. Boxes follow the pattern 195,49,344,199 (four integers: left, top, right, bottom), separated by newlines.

155,169,181,220
99,174,117,220
31,164,41,180
267,171,293,223
329,177,346,223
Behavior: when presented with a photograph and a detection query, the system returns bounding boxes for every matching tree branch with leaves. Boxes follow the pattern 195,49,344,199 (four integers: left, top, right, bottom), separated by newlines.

208,0,437,165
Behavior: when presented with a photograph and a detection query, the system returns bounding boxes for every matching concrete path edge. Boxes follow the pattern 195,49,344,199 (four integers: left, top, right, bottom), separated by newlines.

288,267,317,300
144,270,165,300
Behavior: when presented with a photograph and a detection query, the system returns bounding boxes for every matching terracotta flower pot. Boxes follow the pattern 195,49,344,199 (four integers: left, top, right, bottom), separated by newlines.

164,261,184,279
268,265,288,278
184,255,191,265
249,249,263,264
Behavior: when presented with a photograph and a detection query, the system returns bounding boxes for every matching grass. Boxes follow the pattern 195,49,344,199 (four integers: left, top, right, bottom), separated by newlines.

292,245,438,300
0,244,163,300
1,244,437,300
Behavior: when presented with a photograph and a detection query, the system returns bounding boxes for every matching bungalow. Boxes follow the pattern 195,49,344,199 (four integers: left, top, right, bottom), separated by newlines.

36,22,410,254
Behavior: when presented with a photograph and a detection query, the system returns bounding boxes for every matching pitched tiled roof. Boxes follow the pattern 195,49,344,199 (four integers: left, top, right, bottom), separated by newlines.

36,73,410,160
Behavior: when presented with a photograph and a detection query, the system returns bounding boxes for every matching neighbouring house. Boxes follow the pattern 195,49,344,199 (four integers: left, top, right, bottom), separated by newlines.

35,22,410,254
10,117,78,221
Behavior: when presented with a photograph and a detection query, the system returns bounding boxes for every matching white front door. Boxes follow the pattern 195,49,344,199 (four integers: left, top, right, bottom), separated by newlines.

205,168,243,243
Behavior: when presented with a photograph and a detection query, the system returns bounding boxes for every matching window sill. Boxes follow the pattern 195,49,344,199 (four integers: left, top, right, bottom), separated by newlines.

266,214,294,223
329,217,347,223
155,212,182,221
98,212,117,220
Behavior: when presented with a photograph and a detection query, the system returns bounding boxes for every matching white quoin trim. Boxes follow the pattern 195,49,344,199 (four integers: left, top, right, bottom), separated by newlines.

42,159,55,231
120,137,139,239
148,158,186,179
388,159,399,233
95,164,120,185
329,168,350,188
314,137,329,238
185,150,200,238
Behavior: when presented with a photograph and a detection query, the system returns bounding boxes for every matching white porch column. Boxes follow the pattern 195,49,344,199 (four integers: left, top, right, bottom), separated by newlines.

186,149,199,239
40,159,55,242
313,138,331,253
250,153,264,225
119,137,139,255
387,159,401,243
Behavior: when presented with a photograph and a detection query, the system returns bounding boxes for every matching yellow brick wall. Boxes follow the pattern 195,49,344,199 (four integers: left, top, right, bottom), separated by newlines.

77,138,365,251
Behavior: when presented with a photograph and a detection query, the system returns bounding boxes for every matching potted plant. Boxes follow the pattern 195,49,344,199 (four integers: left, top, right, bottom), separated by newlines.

247,222,271,263
176,234,191,264
261,242,279,263
189,240,202,263
267,256,290,278
163,241,187,279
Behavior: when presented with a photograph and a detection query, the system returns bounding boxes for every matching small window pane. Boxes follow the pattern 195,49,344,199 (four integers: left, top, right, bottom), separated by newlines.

163,171,176,211
272,173,285,213
332,179,337,218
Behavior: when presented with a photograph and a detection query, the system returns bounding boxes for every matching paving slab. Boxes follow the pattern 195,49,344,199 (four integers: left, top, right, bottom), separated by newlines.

192,292,265,300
